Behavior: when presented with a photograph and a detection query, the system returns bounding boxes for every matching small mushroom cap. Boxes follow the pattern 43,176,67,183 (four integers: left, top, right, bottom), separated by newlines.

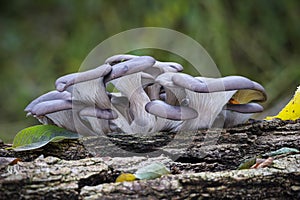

145,100,198,120
225,102,263,113
25,91,71,112
104,56,156,83
153,61,184,72
30,100,72,116
79,107,118,120
55,64,112,91
155,72,178,88
105,54,139,65
172,73,208,92
143,61,183,78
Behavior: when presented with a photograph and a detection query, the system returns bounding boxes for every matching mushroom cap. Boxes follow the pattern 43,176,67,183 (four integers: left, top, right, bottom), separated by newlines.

155,72,178,88
196,76,267,102
145,100,198,120
30,99,72,116
104,56,156,83
55,64,112,92
171,74,266,94
105,54,139,65
25,91,71,112
154,61,183,72
170,74,267,103
143,61,183,78
225,102,264,113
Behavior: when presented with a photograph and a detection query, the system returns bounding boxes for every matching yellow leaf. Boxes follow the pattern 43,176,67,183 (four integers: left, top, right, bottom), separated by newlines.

265,86,300,120
115,173,136,182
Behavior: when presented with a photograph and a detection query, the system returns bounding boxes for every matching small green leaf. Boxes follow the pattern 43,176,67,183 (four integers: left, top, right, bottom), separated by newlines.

237,157,257,170
134,162,170,180
12,125,80,151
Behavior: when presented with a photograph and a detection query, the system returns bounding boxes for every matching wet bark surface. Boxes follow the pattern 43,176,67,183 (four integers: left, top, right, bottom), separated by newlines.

0,119,299,199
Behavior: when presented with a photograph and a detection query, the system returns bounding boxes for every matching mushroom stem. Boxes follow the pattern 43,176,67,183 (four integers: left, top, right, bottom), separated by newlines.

110,72,156,133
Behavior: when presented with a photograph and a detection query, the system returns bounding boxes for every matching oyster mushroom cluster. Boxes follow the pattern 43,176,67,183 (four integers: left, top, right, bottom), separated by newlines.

25,54,267,135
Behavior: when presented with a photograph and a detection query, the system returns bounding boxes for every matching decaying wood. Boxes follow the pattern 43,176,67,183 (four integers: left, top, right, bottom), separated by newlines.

80,154,300,199
0,119,299,199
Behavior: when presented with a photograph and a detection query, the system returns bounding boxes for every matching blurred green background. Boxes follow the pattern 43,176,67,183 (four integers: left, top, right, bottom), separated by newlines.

1,0,299,142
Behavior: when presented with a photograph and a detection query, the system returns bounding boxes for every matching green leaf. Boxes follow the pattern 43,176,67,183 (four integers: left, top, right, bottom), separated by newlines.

12,125,80,151
237,157,257,170
134,162,170,180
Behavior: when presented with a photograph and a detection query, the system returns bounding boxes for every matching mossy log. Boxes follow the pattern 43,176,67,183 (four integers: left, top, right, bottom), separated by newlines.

0,119,299,199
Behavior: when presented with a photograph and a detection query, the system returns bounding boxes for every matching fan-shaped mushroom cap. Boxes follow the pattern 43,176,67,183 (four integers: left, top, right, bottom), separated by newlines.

154,61,183,72
105,54,139,65
225,102,263,113
171,73,267,105
172,74,266,95
145,100,198,120
196,76,267,103
25,91,71,112
55,64,112,92
104,56,156,83
30,100,72,117
143,61,183,78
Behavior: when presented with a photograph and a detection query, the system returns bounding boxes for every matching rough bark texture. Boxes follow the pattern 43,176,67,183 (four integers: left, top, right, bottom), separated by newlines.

81,154,300,200
0,119,299,199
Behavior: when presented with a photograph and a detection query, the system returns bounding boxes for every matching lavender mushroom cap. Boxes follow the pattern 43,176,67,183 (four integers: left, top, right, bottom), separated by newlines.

55,64,112,92
25,91,72,112
104,56,156,83
225,102,263,113
30,100,72,116
105,54,139,65
145,100,198,120
172,73,267,101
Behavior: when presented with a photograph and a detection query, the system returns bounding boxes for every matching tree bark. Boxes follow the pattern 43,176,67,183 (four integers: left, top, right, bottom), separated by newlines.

0,119,299,199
